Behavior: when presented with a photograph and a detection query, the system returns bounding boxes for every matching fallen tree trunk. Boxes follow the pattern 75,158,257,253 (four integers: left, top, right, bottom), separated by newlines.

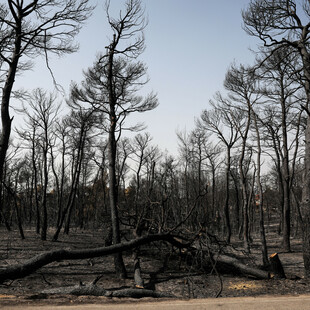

215,254,270,279
0,233,188,283
37,283,174,298
0,232,270,285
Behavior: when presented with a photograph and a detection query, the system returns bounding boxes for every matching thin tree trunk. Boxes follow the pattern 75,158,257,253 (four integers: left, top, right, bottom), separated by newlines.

53,124,86,241
0,167,11,232
2,181,25,240
238,104,252,253
31,131,41,235
50,142,62,228
41,147,49,241
280,80,291,252
253,112,268,266
224,147,231,243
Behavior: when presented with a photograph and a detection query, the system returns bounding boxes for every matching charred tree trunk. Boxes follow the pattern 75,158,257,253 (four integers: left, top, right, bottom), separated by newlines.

302,114,310,277
40,282,173,298
269,253,286,279
2,182,25,240
30,127,41,235
107,35,127,279
300,45,310,277
64,127,86,235
53,123,86,241
41,143,49,241
215,254,270,280
0,22,21,226
280,79,291,253
237,104,252,253
224,147,232,243
0,166,11,232
253,112,268,266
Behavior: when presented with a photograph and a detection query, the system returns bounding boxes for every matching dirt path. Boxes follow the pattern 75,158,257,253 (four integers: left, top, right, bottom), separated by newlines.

2,295,310,310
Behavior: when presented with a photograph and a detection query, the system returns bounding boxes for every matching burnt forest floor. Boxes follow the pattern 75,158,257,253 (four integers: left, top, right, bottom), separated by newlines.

0,226,308,307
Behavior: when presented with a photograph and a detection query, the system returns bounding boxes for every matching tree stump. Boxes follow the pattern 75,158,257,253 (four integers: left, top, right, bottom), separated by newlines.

269,253,286,279
133,254,144,288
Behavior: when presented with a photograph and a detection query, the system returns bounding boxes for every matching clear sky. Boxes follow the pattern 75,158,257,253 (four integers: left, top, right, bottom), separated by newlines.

14,0,260,156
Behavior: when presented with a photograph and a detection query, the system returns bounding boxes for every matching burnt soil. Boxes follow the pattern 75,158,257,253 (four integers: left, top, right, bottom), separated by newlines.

0,227,309,307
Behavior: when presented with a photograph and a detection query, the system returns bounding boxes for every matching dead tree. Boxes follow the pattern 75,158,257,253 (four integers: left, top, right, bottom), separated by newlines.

52,108,94,241
0,0,93,226
242,0,310,276
252,109,269,266
0,232,270,288
198,96,241,243
0,234,188,283
40,282,174,298
16,89,60,239
17,119,41,234
70,0,158,278
224,64,261,253
256,47,302,252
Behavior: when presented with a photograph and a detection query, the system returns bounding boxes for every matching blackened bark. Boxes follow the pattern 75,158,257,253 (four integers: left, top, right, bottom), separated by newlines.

64,130,86,235
53,123,86,241
280,77,291,252
31,130,41,234
224,147,231,243
2,182,25,240
253,112,268,266
269,253,286,279
215,254,270,280
302,115,310,277
41,141,49,241
0,19,22,219
107,36,127,279
239,108,251,253
40,283,174,298
300,45,310,277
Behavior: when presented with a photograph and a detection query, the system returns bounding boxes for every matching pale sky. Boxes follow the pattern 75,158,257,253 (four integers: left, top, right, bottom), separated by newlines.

13,0,259,156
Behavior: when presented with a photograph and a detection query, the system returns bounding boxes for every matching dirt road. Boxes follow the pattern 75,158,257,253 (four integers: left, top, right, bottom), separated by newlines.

2,295,310,310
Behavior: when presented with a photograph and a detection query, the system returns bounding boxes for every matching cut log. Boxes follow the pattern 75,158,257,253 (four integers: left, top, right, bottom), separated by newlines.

269,253,286,279
109,288,173,298
215,254,270,279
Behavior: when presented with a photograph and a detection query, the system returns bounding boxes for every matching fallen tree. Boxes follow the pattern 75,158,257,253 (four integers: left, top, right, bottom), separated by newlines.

215,254,269,279
27,275,174,299
0,233,188,283
0,232,270,288
37,281,174,298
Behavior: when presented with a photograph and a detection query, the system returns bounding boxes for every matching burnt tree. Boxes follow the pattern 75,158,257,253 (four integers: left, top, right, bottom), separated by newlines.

0,0,93,225
70,0,158,278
